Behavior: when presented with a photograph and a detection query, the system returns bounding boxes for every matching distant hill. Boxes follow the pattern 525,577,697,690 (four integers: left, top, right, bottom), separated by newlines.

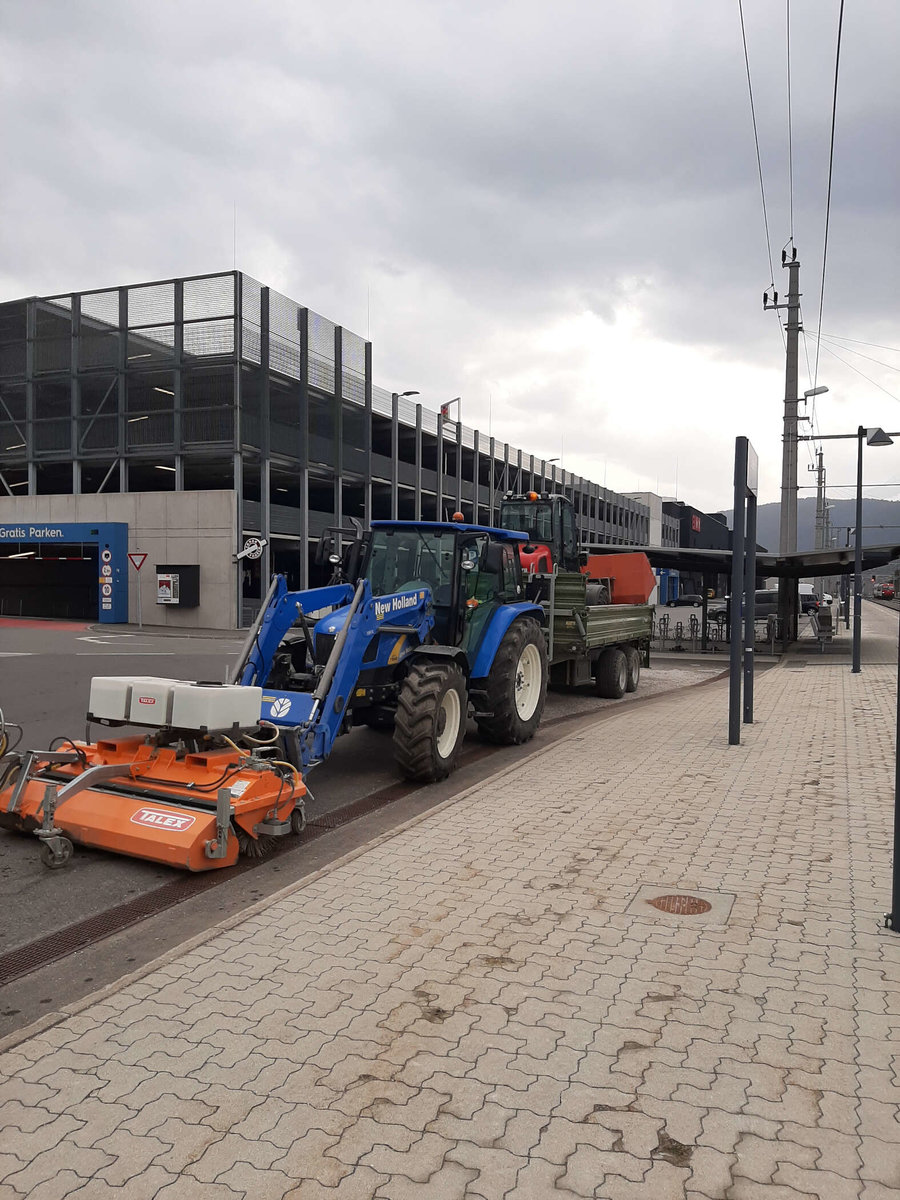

730,497,900,554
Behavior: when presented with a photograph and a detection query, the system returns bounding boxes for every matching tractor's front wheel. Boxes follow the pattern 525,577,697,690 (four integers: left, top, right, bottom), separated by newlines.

475,619,548,745
393,661,467,782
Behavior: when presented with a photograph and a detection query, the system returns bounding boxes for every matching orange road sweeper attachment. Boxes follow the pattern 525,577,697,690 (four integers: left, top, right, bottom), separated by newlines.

0,677,306,871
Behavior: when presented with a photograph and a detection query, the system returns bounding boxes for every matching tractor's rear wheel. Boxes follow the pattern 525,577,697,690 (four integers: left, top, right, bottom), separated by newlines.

594,647,627,699
624,646,641,693
475,619,548,745
393,661,467,782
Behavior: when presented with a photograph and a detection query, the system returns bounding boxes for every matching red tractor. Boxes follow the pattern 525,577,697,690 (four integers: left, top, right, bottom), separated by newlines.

498,492,655,605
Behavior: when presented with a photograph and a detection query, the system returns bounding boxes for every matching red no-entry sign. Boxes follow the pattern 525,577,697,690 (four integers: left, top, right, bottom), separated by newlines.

128,552,148,571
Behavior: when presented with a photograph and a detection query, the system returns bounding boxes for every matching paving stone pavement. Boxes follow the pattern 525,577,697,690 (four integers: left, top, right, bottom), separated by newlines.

2,611,900,1198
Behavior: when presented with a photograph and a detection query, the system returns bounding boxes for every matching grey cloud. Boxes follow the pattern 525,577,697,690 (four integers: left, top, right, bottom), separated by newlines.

1,0,897,507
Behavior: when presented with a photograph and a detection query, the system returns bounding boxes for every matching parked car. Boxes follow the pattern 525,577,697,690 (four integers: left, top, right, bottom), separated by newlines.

798,585,819,614
753,589,780,619
666,594,704,607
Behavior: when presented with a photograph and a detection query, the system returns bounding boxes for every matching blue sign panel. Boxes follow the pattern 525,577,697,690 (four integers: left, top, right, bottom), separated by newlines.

0,522,128,623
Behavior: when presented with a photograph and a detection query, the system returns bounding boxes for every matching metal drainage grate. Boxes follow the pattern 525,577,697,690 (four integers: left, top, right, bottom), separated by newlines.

647,894,712,916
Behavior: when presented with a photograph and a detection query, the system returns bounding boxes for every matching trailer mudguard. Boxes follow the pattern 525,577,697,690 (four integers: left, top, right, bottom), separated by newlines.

469,602,545,680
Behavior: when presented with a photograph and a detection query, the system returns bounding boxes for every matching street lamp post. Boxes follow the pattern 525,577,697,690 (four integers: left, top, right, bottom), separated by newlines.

854,426,894,672
438,398,461,514
390,391,419,519
798,427,894,670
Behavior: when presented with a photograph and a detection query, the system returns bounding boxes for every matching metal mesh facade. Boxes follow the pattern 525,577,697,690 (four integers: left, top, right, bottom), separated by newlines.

0,269,651,611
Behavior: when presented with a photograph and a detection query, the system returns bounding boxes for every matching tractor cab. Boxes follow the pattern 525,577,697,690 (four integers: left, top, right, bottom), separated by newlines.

499,492,582,573
364,521,527,654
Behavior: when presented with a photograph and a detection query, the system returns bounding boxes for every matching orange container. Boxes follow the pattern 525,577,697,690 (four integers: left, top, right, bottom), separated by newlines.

583,552,655,605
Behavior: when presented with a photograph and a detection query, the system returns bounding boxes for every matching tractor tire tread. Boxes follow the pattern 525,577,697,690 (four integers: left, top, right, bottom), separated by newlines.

474,618,548,746
393,660,466,782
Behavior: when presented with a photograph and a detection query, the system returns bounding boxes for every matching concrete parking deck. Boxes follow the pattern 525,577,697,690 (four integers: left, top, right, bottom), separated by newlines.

1,603,899,1198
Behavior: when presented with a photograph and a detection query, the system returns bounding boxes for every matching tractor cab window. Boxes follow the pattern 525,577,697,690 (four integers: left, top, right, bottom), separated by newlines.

501,501,553,544
365,528,456,605
500,543,522,600
460,536,521,656
460,534,492,602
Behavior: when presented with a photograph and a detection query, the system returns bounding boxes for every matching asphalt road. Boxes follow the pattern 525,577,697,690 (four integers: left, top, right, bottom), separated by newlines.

0,619,724,960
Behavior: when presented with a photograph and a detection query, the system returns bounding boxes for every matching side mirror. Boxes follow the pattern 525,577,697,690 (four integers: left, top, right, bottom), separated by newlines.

343,537,365,583
315,534,335,567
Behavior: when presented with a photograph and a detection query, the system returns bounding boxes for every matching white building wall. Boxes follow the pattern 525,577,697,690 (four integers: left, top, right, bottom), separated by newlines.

0,490,237,629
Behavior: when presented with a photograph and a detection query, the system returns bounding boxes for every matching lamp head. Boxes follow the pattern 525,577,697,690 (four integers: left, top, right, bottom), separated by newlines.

866,428,893,447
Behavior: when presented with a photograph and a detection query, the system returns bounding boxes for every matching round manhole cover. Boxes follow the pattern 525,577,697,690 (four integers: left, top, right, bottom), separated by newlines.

647,894,712,916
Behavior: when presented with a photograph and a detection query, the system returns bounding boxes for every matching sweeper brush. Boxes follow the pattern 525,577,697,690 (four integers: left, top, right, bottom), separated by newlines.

0,677,306,871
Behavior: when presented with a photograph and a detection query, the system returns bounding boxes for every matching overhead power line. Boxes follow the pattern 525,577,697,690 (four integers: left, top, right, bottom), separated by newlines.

818,335,900,375
811,0,846,391
820,333,897,350
738,0,777,289
811,338,900,402
786,0,794,241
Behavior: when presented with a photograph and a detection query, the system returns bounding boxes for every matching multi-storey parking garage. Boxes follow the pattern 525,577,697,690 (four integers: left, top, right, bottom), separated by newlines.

0,271,665,626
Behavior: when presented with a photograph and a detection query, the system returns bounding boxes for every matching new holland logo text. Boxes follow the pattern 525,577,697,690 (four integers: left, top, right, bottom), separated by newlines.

131,808,196,832
374,593,422,621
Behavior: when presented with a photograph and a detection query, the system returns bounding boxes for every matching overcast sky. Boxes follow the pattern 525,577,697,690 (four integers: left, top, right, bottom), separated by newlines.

1,0,898,514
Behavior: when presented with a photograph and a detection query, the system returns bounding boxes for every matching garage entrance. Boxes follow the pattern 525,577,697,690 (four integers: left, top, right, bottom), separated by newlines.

0,522,128,623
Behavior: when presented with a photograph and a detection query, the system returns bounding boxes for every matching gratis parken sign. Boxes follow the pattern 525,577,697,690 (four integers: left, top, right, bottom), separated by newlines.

0,526,69,539
0,521,129,623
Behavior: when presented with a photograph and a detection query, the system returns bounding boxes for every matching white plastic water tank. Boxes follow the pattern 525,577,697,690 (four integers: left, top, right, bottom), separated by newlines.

169,682,263,731
88,677,135,722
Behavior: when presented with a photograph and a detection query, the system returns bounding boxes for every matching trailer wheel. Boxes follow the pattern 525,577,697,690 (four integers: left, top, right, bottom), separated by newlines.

475,618,548,745
393,661,467,782
594,647,627,699
624,646,641,693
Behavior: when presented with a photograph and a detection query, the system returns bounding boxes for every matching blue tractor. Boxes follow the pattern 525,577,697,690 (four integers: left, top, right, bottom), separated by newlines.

232,520,549,784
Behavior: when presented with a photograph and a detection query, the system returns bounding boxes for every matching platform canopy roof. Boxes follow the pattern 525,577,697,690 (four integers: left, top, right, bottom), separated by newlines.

588,543,900,579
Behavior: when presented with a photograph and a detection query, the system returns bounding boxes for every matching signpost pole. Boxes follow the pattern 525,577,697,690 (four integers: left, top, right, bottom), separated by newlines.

128,552,148,628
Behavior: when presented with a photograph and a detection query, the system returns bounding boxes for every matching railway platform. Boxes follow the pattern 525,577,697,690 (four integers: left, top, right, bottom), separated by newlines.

1,603,899,1198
